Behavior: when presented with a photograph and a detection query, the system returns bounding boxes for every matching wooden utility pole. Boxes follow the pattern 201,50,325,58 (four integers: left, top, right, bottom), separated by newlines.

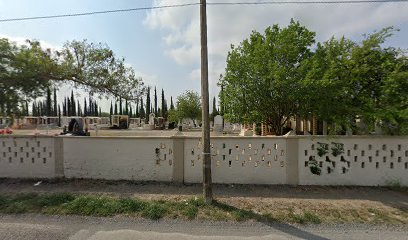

200,0,213,203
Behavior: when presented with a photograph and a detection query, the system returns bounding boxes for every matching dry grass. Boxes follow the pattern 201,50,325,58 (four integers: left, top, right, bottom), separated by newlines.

0,179,407,224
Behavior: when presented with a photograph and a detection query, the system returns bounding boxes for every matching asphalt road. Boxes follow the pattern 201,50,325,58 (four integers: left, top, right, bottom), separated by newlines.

0,214,407,240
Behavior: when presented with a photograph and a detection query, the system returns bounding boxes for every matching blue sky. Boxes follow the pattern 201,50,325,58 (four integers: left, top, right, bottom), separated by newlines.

1,0,408,112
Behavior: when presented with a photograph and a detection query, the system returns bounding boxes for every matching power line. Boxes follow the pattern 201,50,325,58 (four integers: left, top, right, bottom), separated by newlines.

0,3,200,23
209,0,408,4
0,0,407,23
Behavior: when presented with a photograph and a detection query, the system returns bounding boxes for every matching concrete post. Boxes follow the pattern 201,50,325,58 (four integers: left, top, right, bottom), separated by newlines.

171,136,185,183
54,136,64,177
323,121,328,135
285,137,299,185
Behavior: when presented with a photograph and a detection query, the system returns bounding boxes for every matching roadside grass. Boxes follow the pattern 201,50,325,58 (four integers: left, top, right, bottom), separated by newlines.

0,193,406,224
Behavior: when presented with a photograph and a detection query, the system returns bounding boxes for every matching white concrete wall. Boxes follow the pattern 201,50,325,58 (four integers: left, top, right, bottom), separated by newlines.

1,135,407,186
184,137,287,184
63,137,174,181
297,136,408,186
0,136,56,178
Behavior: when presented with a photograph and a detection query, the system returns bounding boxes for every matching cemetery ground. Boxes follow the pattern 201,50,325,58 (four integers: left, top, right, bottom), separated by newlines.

0,179,407,225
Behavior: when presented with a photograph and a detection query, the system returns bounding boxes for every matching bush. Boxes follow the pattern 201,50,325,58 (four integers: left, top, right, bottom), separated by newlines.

142,203,167,220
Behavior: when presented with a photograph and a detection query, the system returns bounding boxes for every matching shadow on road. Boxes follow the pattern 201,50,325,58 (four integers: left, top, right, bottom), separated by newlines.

211,201,330,240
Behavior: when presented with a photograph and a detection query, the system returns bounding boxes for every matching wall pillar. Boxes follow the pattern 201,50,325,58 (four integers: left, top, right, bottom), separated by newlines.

171,136,185,183
323,121,328,135
54,137,64,178
285,137,299,185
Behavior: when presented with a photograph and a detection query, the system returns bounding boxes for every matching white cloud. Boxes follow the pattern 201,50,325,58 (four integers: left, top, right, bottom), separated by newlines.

0,34,61,50
144,0,408,96
134,70,159,88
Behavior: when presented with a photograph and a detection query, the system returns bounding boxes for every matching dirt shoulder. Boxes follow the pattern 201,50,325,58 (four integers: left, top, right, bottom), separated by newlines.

0,179,407,224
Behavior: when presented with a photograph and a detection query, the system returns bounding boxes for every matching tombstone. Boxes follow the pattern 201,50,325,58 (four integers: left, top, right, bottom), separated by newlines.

239,124,253,136
284,130,296,136
156,117,165,130
224,121,233,133
149,113,155,125
213,115,223,132
182,118,194,129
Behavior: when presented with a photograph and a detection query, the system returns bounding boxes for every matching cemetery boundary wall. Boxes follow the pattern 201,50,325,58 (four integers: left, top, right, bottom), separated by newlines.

1,135,407,186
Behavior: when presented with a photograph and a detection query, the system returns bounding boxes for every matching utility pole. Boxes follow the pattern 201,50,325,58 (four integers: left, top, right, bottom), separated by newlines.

200,0,213,203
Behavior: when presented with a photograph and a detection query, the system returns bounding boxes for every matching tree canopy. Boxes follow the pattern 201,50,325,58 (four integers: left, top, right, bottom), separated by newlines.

168,90,201,123
219,20,315,135
0,38,145,116
219,20,408,135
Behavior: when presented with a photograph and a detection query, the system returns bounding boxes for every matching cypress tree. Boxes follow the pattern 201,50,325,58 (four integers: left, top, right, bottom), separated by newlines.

71,91,75,116
161,89,166,118
170,96,175,110
31,102,35,116
140,97,145,119
114,102,118,115
110,102,113,116
154,87,157,116
63,98,67,116
146,88,151,121
58,105,61,127
119,98,123,115
77,100,81,116
67,99,71,116
125,100,128,115
46,87,52,116
136,98,139,118
53,88,57,116
94,101,99,117
84,98,87,116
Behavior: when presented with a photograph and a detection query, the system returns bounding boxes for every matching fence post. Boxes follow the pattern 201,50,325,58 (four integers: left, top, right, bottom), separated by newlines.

54,136,65,178
285,136,299,185
171,136,185,183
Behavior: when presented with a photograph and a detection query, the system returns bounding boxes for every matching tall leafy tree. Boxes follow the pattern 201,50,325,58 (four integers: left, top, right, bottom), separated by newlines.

168,91,201,124
219,20,315,135
0,38,146,115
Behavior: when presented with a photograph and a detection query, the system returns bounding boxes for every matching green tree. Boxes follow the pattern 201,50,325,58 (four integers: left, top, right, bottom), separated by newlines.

305,27,408,134
219,20,315,135
140,97,145,119
170,96,175,110
0,38,145,115
302,37,356,127
168,91,201,124
146,87,151,122
211,96,219,121
53,88,57,116
154,87,158,116
46,87,52,116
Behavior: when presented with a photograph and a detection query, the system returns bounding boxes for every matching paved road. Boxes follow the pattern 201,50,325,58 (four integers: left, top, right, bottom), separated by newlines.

0,214,407,240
